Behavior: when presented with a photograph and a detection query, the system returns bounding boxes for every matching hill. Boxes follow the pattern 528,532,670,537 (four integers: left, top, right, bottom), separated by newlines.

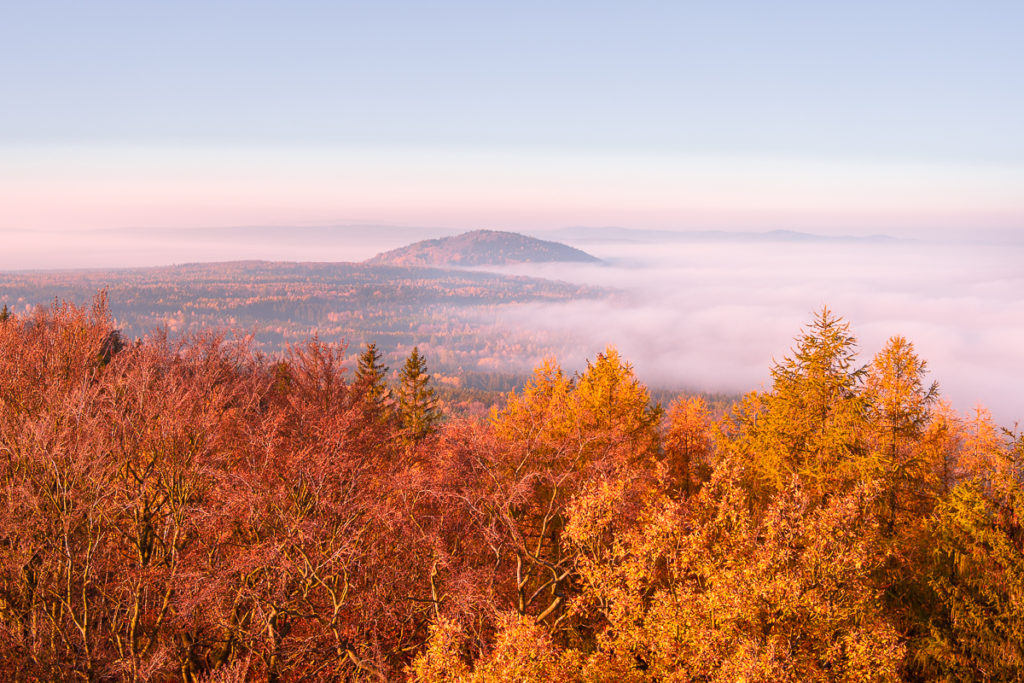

365,230,600,267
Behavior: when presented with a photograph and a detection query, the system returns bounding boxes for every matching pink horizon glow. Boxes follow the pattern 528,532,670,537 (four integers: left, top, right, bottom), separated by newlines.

3,146,1023,237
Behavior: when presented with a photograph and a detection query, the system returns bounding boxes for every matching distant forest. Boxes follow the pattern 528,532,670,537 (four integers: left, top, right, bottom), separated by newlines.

0,295,1021,681
0,261,604,389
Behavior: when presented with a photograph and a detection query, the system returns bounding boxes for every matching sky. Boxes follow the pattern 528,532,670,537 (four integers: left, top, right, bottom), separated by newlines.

2,1,1023,241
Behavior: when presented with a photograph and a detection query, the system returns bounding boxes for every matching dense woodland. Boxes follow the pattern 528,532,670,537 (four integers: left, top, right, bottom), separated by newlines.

0,296,1021,681
0,261,600,377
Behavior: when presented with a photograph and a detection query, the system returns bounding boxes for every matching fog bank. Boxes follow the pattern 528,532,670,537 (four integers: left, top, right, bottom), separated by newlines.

485,238,1024,427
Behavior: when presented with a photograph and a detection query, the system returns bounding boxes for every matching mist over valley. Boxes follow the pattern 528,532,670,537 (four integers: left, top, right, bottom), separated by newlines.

2,227,1019,424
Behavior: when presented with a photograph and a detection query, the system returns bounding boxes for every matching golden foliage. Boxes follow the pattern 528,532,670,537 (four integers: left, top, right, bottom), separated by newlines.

0,298,1021,681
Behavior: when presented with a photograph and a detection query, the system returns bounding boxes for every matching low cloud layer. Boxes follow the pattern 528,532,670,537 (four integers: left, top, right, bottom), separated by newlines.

486,238,1024,427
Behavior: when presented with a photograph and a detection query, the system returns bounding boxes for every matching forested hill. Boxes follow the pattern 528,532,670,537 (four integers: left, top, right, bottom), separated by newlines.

364,229,600,266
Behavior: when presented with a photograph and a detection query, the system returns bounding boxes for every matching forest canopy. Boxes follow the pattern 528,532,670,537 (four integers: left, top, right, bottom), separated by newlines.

0,295,1020,681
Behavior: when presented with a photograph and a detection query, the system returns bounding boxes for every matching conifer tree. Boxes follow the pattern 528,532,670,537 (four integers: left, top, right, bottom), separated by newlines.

354,342,390,408
0,304,9,323
397,346,439,442
573,347,661,436
717,307,868,505
863,335,940,529
571,346,662,465
865,336,939,461
664,395,713,497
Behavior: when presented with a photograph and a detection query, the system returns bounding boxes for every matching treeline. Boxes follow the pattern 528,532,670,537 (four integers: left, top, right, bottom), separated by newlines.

0,296,1021,681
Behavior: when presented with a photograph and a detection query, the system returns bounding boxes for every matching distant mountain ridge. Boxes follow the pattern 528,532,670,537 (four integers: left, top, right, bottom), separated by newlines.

365,230,600,267
544,227,897,242
544,226,901,244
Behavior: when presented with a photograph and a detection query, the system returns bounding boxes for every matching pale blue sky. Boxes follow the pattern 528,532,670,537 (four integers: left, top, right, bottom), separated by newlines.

2,1,1022,236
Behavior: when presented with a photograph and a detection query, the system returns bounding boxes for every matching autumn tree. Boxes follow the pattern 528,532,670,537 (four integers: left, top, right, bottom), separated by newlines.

411,614,580,682
0,298,263,680
570,347,662,468
865,337,938,456
482,360,578,627
561,469,904,680
717,308,869,506
0,299,419,680
861,335,942,532
915,428,1024,679
478,349,661,636
663,395,713,497
280,336,350,414
418,461,905,681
